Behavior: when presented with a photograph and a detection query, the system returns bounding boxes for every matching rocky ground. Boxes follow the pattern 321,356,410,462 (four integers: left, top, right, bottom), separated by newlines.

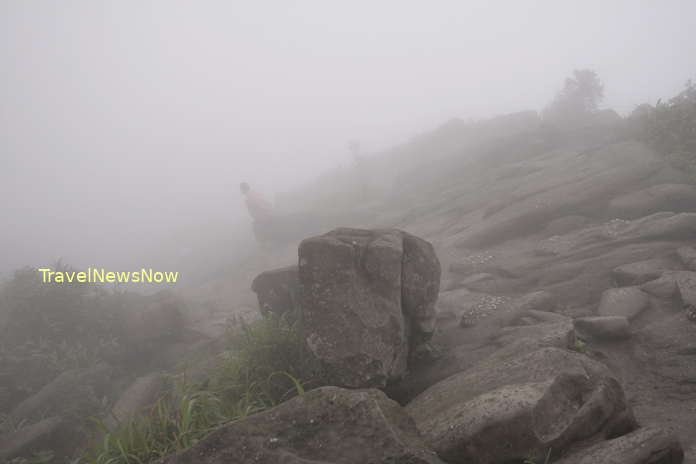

3,114,696,463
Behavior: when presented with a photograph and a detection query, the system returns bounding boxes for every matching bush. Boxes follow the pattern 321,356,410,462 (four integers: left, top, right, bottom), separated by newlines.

0,263,125,405
630,80,696,181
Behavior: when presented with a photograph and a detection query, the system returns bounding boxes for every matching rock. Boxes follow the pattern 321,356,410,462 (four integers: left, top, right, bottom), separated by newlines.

0,416,64,461
637,313,696,398
613,258,678,286
158,386,446,464
298,228,440,388
10,363,114,424
401,231,443,343
598,287,650,320
641,274,679,299
104,373,165,429
556,426,684,464
673,271,696,311
451,272,498,293
543,215,591,236
574,316,631,340
251,265,299,316
455,141,664,248
608,183,696,219
406,347,635,464
677,246,696,271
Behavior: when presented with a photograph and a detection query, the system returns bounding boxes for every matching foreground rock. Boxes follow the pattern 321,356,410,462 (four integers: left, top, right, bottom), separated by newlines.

298,228,440,388
158,386,445,464
556,426,683,464
406,346,635,464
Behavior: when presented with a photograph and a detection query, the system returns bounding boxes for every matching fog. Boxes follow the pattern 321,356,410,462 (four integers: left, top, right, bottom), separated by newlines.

1,0,694,279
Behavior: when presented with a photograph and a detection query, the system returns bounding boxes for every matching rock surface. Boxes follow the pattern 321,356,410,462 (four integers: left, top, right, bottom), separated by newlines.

298,228,440,388
574,316,631,340
608,183,696,219
556,426,684,464
598,287,651,320
406,346,635,464
0,417,64,461
104,373,165,429
158,386,445,464
251,265,299,316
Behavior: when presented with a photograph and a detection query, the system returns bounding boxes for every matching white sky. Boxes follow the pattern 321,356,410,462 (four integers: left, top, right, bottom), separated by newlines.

1,0,695,274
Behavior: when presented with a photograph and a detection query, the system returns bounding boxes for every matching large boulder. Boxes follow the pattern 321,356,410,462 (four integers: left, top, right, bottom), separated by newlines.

158,386,445,464
298,228,440,388
251,265,299,316
608,183,696,219
406,346,635,464
556,426,683,464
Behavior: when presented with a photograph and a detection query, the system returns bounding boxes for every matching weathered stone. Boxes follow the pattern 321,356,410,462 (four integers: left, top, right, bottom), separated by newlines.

401,231,442,343
10,363,114,424
641,274,679,299
251,265,299,316
0,417,64,461
455,141,664,248
677,246,696,271
598,287,650,320
556,426,684,464
104,373,165,429
298,228,440,388
613,258,677,286
574,316,631,340
406,347,634,464
158,386,445,464
608,183,696,219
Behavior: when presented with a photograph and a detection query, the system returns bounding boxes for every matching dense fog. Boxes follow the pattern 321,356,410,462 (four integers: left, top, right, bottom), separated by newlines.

1,0,694,280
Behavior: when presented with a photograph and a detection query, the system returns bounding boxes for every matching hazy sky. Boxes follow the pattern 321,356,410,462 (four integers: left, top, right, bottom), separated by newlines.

1,0,695,275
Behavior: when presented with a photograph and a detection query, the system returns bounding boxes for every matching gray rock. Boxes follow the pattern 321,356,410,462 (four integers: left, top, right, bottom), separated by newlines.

543,215,591,236
641,274,679,299
556,426,684,464
608,183,696,219
158,386,446,464
10,363,114,424
677,246,696,271
0,417,64,461
298,228,440,388
574,316,631,340
251,265,299,316
613,258,678,286
406,347,635,464
598,287,650,320
104,373,165,429
455,141,664,248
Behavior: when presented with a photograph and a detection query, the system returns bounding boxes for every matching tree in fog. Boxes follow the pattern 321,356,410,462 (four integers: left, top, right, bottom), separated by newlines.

543,69,604,124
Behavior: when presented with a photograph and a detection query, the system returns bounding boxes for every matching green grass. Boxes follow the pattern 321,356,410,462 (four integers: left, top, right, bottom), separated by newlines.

81,313,318,464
